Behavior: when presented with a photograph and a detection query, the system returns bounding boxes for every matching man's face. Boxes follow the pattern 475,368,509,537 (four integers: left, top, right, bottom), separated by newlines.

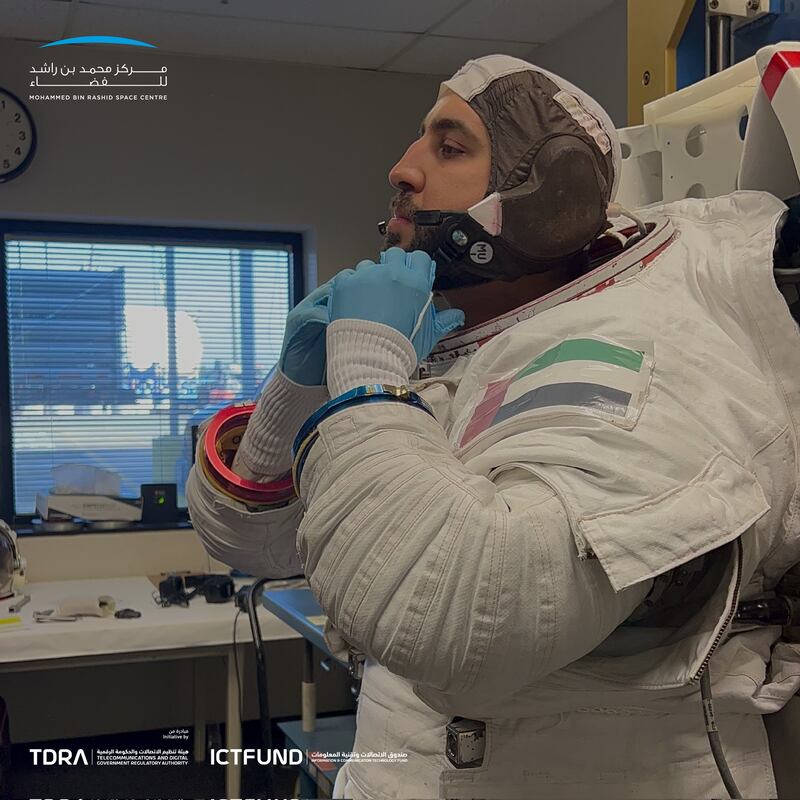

383,91,491,252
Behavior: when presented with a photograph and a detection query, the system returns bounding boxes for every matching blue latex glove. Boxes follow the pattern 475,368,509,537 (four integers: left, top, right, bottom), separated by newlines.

279,278,342,386
328,248,465,363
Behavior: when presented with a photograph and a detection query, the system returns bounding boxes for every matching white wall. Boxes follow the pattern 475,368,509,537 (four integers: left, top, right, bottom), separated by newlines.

19,528,211,581
0,39,442,285
532,0,628,127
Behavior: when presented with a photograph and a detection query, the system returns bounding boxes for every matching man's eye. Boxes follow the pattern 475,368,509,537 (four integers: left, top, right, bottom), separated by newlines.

440,143,464,159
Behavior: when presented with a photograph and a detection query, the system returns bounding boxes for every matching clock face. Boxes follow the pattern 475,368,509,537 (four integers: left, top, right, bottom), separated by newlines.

0,89,36,183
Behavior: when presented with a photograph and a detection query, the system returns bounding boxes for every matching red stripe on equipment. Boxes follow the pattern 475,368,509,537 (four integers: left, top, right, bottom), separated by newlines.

762,50,800,101
204,403,295,504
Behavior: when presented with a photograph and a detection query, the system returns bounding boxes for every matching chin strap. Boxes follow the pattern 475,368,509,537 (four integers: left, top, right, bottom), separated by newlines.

378,199,638,290
410,293,434,342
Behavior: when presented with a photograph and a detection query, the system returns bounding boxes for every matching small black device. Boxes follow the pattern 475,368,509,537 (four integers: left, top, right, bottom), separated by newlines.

114,608,142,619
156,575,195,607
234,583,251,611
446,718,486,768
141,483,178,524
200,574,234,603
155,573,235,607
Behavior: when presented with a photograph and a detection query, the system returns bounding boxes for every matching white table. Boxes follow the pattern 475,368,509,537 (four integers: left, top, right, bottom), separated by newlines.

0,575,301,796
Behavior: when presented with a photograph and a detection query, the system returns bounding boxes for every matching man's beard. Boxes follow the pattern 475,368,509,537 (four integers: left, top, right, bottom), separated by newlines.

382,222,440,254
381,193,440,255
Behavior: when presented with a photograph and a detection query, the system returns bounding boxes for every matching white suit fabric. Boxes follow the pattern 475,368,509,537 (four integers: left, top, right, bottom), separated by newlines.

187,191,800,798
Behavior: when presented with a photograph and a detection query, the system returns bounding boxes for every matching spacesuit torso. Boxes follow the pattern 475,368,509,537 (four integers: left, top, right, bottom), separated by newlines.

331,191,800,799
188,191,800,799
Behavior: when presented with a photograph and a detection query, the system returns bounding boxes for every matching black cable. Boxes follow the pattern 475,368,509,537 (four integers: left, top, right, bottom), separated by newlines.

700,666,742,799
232,608,243,720
247,577,273,797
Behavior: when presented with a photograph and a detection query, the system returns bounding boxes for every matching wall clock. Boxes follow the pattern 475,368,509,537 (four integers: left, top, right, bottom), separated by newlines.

0,89,36,183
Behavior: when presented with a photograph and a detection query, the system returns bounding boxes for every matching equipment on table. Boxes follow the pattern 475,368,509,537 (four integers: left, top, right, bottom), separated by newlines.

7,595,29,614
196,574,235,603
140,483,178,524
35,492,142,523
35,464,142,523
0,521,26,613
154,573,234,607
34,595,117,622
114,608,142,619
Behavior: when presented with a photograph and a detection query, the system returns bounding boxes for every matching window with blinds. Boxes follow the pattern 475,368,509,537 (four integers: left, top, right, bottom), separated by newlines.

0,223,301,519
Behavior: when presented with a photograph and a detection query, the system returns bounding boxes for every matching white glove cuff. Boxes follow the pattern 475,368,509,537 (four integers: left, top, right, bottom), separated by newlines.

233,369,328,481
327,318,417,397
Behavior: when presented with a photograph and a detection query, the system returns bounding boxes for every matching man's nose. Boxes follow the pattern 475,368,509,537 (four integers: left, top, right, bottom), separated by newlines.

389,143,425,195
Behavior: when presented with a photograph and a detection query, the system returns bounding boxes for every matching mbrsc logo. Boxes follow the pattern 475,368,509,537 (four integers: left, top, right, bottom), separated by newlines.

29,35,168,102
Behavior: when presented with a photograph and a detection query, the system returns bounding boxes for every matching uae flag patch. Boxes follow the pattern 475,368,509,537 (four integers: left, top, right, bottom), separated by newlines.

457,337,653,448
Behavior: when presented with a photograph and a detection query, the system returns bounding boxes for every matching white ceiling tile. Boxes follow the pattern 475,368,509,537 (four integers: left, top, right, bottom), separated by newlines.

385,36,536,76
83,0,463,32
1,0,72,41
436,0,615,44
70,3,415,69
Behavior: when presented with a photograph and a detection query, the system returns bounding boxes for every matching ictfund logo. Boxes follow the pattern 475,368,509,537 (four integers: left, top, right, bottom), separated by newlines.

210,747,304,765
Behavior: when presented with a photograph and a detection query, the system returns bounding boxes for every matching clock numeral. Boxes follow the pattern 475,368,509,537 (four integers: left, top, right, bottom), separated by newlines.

18,131,25,141
13,113,20,123
0,100,5,110
14,147,20,156
2,160,9,170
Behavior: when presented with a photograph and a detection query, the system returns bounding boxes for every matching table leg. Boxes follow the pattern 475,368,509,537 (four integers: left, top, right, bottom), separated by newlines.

226,645,242,798
300,769,317,798
193,658,206,763
302,639,316,733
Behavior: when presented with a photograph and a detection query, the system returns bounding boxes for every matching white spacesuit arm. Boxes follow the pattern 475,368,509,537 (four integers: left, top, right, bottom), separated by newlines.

233,369,328,481
186,431,303,578
296,402,651,704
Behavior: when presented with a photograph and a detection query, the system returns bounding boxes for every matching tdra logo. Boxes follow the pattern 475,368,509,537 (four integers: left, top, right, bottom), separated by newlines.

29,747,89,765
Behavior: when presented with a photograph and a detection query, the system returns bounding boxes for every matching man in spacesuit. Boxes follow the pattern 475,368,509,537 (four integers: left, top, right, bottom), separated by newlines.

187,55,800,798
